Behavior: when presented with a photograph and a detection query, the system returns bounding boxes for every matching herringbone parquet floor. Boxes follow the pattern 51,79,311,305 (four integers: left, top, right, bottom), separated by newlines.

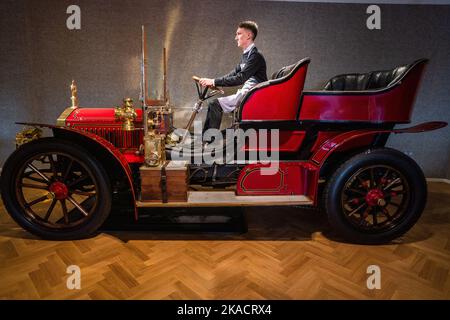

0,182,449,299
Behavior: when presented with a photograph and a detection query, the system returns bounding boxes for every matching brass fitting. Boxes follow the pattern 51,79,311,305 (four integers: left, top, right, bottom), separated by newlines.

144,132,166,167
115,98,137,131
70,80,78,108
15,127,42,147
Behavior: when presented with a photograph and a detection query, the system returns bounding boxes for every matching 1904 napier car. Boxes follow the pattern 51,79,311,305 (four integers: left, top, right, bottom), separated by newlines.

1,28,447,243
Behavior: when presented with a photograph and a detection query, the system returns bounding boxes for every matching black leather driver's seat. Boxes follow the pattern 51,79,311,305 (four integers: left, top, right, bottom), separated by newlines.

270,63,300,80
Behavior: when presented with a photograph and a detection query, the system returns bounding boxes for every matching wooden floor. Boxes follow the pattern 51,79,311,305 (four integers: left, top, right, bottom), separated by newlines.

0,182,449,300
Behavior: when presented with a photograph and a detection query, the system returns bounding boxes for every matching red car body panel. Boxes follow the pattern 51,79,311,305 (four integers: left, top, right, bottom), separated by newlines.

240,60,309,121
236,161,319,200
310,131,340,153
242,130,306,152
63,108,144,150
65,108,144,126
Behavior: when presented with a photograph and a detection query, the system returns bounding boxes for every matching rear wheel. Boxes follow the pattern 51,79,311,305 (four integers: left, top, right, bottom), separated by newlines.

1,138,112,240
323,148,427,244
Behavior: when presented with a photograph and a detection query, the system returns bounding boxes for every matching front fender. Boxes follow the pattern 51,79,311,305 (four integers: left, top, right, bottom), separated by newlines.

16,122,138,219
311,121,447,167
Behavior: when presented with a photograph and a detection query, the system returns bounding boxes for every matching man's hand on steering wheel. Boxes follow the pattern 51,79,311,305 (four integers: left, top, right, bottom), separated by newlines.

192,76,224,101
199,78,214,87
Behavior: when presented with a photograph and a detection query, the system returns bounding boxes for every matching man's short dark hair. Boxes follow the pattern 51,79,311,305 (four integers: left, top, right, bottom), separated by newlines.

238,21,258,40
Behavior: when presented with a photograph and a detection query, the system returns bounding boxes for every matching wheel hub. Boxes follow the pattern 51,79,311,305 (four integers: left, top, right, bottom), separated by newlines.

365,189,384,207
49,181,69,200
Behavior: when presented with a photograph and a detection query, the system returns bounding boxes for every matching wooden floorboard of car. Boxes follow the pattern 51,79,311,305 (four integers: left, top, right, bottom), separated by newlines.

0,182,449,299
136,191,313,207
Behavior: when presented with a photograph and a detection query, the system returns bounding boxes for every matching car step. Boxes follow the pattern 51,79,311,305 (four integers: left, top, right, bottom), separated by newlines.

136,191,313,207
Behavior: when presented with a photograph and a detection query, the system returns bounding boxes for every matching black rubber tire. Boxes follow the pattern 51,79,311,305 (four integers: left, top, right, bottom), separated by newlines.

323,148,427,244
1,138,112,240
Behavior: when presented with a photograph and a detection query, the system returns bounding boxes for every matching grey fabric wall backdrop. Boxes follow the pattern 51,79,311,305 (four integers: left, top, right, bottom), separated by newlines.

1,0,449,178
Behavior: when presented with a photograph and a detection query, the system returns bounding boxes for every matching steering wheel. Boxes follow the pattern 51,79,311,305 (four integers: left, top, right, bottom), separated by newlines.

192,76,224,100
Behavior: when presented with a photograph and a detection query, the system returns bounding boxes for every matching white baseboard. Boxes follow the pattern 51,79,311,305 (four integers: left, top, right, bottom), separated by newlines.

426,178,450,184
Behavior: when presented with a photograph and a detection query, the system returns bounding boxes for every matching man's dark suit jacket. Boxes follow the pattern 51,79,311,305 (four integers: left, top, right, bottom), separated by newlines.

214,46,267,87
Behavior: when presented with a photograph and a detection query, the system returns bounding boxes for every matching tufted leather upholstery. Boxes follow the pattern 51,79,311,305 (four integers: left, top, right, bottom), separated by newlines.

323,64,409,91
270,63,298,80
238,58,311,96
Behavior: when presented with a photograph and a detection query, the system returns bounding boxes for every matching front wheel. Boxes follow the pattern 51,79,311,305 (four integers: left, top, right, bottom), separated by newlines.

323,148,427,244
1,138,112,240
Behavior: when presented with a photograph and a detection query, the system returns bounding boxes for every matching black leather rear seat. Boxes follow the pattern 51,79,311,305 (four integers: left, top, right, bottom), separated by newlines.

323,64,409,91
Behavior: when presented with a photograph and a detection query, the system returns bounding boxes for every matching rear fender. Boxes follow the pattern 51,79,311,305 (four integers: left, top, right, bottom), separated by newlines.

311,121,448,167
16,122,138,219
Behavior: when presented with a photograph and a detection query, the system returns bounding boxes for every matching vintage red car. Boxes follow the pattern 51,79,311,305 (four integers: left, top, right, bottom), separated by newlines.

1,29,447,244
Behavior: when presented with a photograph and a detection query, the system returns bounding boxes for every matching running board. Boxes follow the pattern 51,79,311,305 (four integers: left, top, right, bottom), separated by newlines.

136,191,313,207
